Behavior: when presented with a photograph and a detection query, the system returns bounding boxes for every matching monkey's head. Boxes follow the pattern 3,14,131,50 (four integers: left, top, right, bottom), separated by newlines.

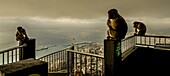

108,8,118,19
17,26,23,32
133,21,140,28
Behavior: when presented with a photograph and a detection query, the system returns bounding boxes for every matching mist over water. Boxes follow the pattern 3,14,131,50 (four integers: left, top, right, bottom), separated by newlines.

0,17,107,51
0,17,170,58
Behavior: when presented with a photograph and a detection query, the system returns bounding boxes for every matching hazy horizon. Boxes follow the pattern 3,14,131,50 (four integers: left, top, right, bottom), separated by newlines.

0,17,170,50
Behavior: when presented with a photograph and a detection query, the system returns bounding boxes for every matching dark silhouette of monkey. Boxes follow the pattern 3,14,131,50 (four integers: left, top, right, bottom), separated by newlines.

106,8,128,40
133,21,146,36
16,26,29,45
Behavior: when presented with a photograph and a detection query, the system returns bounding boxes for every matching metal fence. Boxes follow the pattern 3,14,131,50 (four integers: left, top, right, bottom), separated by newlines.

37,35,170,75
67,50,104,76
37,42,103,73
0,44,26,65
136,35,170,48
121,35,136,60
38,48,68,72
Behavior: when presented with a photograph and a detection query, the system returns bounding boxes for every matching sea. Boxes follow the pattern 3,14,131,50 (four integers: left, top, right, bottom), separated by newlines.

0,17,170,58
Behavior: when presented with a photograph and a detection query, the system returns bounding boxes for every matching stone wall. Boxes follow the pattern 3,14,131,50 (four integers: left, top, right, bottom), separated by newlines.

0,58,48,76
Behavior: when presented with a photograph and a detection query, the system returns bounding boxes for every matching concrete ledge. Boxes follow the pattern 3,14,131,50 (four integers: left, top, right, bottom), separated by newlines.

0,58,48,76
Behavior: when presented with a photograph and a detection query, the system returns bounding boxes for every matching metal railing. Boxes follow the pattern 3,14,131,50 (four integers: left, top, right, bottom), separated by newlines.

136,35,170,48
67,50,104,76
37,42,102,73
0,44,26,65
121,35,170,60
38,48,68,72
37,35,170,75
121,35,136,60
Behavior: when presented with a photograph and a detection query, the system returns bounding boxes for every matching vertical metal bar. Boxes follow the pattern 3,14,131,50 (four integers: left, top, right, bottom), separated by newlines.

96,57,98,76
62,51,64,69
131,37,133,47
140,36,142,44
46,56,49,72
91,56,92,75
48,55,50,71
51,55,53,71
12,50,13,63
19,48,24,60
65,50,66,62
50,55,52,71
2,53,4,65
76,53,77,69
67,51,70,76
71,52,75,75
42,58,44,61
50,55,51,71
165,38,166,46
71,52,74,76
7,51,9,64
52,54,54,71
80,54,82,72
60,51,62,70
51,54,53,71
159,37,161,45
85,55,87,75
154,37,156,46
15,49,17,62
102,59,104,76
47,56,48,63
57,53,59,71
20,47,23,60
59,51,61,70
64,50,66,67
61,51,63,70
149,37,151,46
145,36,146,45
134,36,136,45
54,53,56,71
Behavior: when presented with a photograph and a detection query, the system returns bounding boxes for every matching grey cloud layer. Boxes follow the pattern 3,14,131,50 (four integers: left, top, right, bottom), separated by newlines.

0,0,170,18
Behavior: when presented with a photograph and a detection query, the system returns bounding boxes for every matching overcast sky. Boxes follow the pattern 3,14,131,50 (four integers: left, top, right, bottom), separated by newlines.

0,0,170,19
1,0,170,49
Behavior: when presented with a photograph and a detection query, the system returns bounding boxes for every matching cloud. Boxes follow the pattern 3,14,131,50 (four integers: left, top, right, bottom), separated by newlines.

30,17,105,24
126,17,170,25
0,0,111,18
0,0,169,19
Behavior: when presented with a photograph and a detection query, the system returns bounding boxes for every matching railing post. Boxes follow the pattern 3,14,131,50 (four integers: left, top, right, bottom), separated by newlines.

67,45,75,76
104,39,122,76
19,38,36,60
67,51,70,76
70,45,74,75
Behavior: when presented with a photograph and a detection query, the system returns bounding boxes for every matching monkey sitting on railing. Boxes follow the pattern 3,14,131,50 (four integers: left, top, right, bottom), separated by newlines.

106,8,128,40
16,26,29,45
133,21,146,36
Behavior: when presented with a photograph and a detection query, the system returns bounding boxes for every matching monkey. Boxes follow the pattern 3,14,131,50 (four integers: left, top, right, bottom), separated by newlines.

16,26,29,45
106,8,128,40
133,21,146,36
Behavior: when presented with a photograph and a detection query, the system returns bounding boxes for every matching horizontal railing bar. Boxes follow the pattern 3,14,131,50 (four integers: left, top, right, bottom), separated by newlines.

121,35,135,41
67,50,104,59
0,44,26,54
136,35,170,38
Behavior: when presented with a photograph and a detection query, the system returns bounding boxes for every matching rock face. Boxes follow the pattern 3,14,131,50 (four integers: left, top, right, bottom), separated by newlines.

0,58,48,76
